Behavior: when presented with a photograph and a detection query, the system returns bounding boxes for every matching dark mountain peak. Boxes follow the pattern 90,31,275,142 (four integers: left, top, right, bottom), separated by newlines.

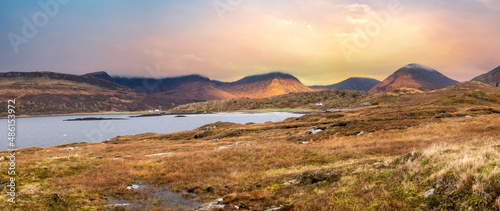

396,63,438,74
232,72,300,85
173,74,211,81
341,77,381,83
84,71,113,82
310,77,381,92
111,74,212,94
471,66,500,86
85,71,109,75
348,77,376,80
113,74,209,81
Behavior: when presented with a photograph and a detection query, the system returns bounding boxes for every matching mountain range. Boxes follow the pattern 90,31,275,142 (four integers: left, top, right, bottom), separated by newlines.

1,63,499,115
93,72,313,100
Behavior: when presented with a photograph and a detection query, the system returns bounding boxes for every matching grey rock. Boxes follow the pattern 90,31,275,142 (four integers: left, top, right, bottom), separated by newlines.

197,198,225,210
127,184,146,190
359,102,372,107
283,179,297,185
144,152,172,157
425,188,435,198
307,129,323,135
105,203,131,207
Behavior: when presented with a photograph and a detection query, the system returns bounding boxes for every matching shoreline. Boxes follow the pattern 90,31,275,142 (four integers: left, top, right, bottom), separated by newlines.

0,110,309,152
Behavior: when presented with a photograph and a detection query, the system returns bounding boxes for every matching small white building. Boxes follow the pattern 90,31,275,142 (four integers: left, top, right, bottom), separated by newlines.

155,109,160,112
316,103,323,106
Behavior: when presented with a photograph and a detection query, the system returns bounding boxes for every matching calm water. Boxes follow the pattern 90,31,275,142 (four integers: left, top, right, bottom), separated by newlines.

0,112,302,151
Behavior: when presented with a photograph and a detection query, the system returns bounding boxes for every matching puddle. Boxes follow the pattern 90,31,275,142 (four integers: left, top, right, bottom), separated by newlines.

107,185,204,210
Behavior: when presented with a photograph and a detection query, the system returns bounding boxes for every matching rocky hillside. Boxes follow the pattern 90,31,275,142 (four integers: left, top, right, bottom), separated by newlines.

217,72,313,98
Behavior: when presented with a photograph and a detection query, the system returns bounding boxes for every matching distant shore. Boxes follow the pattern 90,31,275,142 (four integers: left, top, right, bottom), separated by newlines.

129,109,321,118
0,111,145,119
0,108,341,119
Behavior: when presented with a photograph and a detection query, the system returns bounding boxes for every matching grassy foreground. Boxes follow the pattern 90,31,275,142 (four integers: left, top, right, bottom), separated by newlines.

0,82,499,210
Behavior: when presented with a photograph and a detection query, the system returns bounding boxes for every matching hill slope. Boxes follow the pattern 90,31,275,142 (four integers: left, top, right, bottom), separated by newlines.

471,66,500,86
368,63,458,93
0,72,163,116
219,72,314,98
311,77,381,92
154,81,237,101
169,89,365,113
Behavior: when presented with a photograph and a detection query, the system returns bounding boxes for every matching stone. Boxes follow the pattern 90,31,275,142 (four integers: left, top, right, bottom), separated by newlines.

217,141,253,150
197,205,225,210
144,152,172,157
105,203,131,207
197,198,225,210
357,131,365,136
127,184,142,190
283,179,297,185
307,129,323,135
424,188,435,198
359,102,372,107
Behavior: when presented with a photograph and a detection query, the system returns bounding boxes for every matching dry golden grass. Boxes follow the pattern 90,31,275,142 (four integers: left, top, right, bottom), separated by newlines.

0,83,499,210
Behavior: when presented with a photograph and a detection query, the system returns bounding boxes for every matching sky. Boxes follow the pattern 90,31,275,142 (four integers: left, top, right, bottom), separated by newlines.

0,0,499,85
